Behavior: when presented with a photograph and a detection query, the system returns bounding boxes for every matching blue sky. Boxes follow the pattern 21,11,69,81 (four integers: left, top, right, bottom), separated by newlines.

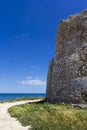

0,0,87,93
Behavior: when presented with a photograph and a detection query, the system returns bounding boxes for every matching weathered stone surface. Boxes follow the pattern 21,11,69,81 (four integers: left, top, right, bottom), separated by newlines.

46,10,87,104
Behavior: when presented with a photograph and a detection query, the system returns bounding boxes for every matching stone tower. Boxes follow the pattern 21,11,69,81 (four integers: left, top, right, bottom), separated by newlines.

46,10,87,104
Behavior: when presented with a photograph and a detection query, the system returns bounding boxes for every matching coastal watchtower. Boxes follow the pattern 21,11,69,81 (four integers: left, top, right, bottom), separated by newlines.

46,10,87,104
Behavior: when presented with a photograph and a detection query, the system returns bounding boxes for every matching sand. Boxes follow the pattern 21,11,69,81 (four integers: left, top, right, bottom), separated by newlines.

0,100,40,130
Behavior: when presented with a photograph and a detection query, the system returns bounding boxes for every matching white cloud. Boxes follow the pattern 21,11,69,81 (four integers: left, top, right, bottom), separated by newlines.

18,78,46,86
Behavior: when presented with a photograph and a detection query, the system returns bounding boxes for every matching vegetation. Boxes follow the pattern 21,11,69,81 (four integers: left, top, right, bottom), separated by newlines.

8,97,44,102
8,102,87,130
0,97,44,103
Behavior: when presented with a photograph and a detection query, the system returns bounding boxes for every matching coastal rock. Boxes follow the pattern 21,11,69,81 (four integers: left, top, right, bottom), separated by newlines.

46,10,87,104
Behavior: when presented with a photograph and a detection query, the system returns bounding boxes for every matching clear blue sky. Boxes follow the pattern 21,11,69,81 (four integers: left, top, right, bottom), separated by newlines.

0,0,86,93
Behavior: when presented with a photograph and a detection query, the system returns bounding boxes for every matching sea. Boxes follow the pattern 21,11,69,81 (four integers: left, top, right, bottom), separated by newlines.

0,93,46,101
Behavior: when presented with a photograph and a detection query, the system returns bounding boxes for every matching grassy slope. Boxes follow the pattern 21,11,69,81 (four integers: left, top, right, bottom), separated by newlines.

8,102,87,130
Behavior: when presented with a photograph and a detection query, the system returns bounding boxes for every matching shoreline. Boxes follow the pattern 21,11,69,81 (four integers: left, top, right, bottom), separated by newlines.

0,93,46,102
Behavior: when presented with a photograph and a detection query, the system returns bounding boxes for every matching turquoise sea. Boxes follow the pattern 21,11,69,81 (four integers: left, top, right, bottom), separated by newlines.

0,93,46,101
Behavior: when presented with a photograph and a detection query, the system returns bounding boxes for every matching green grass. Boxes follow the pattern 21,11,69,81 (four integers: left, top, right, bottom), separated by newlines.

8,102,87,130
7,97,44,102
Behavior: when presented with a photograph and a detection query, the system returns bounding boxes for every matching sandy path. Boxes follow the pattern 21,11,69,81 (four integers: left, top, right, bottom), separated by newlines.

0,100,40,130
